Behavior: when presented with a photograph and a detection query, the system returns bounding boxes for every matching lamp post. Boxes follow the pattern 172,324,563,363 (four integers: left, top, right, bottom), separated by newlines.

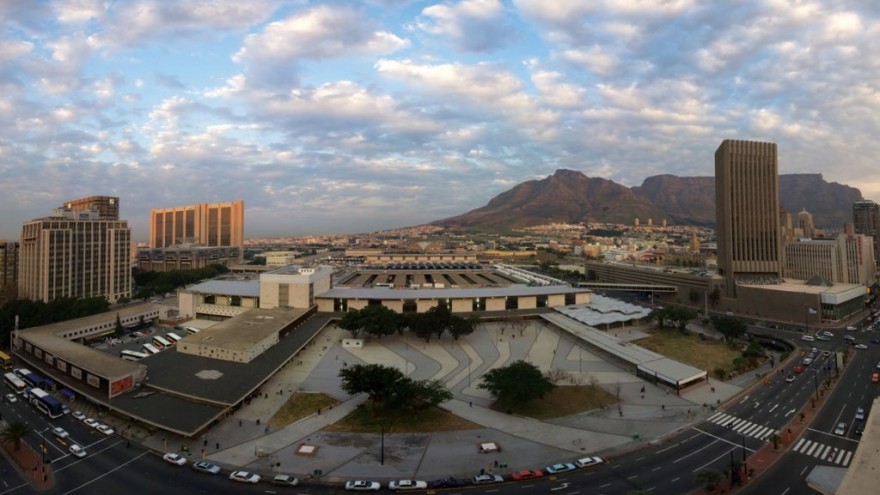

380,422,385,466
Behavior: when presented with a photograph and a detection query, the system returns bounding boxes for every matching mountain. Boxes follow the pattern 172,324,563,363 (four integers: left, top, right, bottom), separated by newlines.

431,169,863,231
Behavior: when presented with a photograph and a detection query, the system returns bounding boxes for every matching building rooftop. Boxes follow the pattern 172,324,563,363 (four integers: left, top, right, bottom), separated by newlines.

318,285,589,300
184,280,260,297
179,306,309,353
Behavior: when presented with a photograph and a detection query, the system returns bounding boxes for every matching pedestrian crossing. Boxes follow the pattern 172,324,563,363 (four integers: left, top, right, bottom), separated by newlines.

791,438,853,467
706,412,777,440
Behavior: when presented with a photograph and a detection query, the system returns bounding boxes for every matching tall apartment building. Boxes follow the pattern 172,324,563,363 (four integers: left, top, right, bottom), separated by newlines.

784,234,875,286
0,241,18,303
150,200,244,254
62,196,119,219
715,139,783,297
853,199,880,268
18,203,131,303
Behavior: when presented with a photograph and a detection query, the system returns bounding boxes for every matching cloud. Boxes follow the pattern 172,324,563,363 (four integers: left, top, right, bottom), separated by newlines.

415,0,514,52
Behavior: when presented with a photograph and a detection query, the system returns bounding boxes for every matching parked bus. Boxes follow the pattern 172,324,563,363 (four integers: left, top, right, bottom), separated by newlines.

3,372,27,395
0,351,13,370
165,332,182,344
16,369,43,389
27,387,64,419
142,343,161,355
152,336,171,350
184,326,200,335
119,350,150,361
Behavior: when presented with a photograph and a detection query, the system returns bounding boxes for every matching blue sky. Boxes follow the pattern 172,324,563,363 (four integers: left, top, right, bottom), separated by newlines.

2,0,880,240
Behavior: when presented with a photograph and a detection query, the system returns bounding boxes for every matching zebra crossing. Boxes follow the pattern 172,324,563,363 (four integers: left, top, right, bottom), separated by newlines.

792,438,853,467
706,412,777,440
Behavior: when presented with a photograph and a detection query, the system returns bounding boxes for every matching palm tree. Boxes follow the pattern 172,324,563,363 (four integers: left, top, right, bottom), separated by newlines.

1,421,32,451
695,468,723,491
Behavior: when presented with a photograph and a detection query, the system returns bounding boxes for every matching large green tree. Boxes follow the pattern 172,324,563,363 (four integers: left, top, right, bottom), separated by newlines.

339,364,405,406
710,315,748,342
0,421,32,451
479,360,555,408
649,305,697,331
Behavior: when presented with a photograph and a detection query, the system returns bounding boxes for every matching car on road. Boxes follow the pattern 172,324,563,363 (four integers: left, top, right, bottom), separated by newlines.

271,474,299,486
855,422,865,436
95,424,114,435
51,427,69,439
822,351,831,357
430,478,467,488
816,335,830,341
388,480,428,490
229,471,261,483
794,365,804,374
821,330,834,337
785,374,797,383
72,410,85,420
544,463,577,474
855,343,868,350
575,456,605,469
69,444,86,458
472,474,504,485
83,418,98,428
511,469,544,480
162,452,187,466
345,480,381,491
873,372,880,383
801,335,815,342
4,393,17,404
856,407,866,420
871,338,880,345
847,326,857,331
845,335,856,342
802,357,813,366
834,422,847,436
191,461,221,475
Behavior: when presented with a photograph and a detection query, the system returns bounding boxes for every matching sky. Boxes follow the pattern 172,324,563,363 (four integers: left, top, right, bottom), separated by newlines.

2,0,880,241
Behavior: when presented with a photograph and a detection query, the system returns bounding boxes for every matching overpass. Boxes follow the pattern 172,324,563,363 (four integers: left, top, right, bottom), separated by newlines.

578,281,678,293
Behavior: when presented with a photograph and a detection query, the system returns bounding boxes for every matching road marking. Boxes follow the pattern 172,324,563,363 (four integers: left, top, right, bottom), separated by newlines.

818,445,831,459
806,442,819,456
834,449,845,464
769,403,779,413
671,477,680,483
691,427,757,452
550,482,570,491
793,438,806,451
785,408,796,417
57,450,149,495
843,451,853,466
708,412,724,422
740,395,750,404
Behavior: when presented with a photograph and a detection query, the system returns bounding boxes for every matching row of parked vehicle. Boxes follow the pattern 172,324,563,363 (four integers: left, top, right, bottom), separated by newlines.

161,452,299,486
343,456,605,491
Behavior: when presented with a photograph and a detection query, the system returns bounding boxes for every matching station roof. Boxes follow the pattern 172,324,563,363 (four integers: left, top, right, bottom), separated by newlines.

179,306,309,353
555,294,652,326
183,280,260,297
317,285,588,300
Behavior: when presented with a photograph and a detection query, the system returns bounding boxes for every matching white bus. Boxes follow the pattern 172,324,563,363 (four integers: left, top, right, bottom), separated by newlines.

28,388,64,419
184,326,200,334
151,336,171,350
166,332,182,343
3,372,27,395
142,343,161,355
119,350,150,361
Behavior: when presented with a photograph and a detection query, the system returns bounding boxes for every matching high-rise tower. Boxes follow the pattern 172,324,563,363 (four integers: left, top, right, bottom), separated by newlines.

853,199,880,268
715,139,783,297
150,200,244,254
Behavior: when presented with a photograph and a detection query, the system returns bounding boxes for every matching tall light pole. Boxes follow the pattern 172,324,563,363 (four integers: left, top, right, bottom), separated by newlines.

380,422,385,466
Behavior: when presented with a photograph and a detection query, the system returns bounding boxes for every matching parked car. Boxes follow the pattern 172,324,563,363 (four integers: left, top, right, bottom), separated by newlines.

95,424,114,435
847,326,857,331
511,469,544,480
72,410,85,420
69,444,87,458
430,478,467,488
801,335,815,342
51,427,69,439
271,474,299,486
162,452,187,466
192,461,221,475
575,456,605,469
855,343,868,350
229,471,261,483
873,372,880,383
388,480,427,490
816,335,831,341
834,422,847,436
83,418,98,428
821,330,834,337
855,422,865,436
472,474,504,485
4,393,17,404
856,407,866,420
345,480,381,491
845,335,856,342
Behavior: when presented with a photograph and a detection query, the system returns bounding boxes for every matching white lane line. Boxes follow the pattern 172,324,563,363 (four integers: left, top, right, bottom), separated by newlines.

707,412,724,422
793,438,806,452
806,442,819,456
843,451,853,466
741,424,761,436
834,449,845,464
816,445,831,459
691,428,757,452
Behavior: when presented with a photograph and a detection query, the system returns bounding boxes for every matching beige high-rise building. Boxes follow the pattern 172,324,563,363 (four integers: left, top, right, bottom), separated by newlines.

18,205,131,303
715,139,783,297
150,200,244,256
784,234,875,286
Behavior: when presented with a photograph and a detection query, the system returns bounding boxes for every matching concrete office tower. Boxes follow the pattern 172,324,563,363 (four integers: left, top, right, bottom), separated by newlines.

797,208,815,238
0,241,18,303
853,199,880,267
62,196,119,219
18,207,131,303
784,234,875,286
715,139,783,297
150,200,244,251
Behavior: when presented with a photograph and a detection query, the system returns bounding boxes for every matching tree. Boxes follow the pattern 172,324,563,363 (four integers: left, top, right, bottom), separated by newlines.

448,315,476,341
710,315,747,342
650,306,696,331
479,360,555,408
339,364,405,407
393,379,453,412
695,468,723,491
0,421,32,451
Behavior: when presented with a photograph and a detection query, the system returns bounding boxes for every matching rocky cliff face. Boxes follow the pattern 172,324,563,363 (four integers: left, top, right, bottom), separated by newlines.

431,169,862,231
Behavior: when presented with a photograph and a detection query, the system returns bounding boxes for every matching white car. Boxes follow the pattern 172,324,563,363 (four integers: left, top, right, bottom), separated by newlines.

69,444,87,458
4,393,17,404
855,407,866,420
51,427,70,439
83,418,98,427
95,424,114,435
821,330,834,337
834,422,847,436
192,461,222,475
162,452,187,466
229,471,261,483
855,343,868,350
72,410,85,420
575,456,605,468
472,474,504,485
801,335,815,342
345,480,381,491
389,480,427,490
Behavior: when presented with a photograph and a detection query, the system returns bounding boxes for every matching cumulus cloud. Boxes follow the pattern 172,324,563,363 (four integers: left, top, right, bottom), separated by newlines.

416,0,514,52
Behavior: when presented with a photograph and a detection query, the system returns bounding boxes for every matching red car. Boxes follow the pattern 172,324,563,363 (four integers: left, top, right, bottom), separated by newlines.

794,365,804,374
511,469,544,481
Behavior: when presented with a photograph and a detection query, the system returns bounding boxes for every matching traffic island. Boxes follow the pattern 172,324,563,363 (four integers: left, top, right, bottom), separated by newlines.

0,437,54,490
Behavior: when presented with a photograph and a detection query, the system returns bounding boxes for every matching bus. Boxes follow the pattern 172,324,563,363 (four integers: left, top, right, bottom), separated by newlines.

16,369,43,389
27,387,64,419
3,372,27,395
119,350,150,361
184,326,200,335
165,332,182,344
0,351,13,370
152,336,171,350
142,343,161,355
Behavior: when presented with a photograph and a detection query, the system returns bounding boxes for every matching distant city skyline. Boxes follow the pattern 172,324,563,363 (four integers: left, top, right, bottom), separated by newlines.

2,1,880,240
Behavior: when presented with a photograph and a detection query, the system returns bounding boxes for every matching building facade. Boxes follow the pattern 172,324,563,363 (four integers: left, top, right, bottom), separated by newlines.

0,240,18,303
18,208,131,303
136,245,241,272
715,139,783,296
62,196,119,219
784,234,876,286
150,200,244,254
853,199,880,269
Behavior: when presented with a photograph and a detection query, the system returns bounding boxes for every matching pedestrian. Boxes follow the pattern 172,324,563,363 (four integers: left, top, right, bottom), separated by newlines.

264,426,269,434
215,442,219,449
238,419,242,427
469,401,473,407
661,404,665,410
318,408,322,415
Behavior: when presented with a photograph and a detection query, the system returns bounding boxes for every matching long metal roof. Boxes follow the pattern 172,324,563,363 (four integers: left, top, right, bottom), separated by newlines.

184,280,260,297
317,285,588,299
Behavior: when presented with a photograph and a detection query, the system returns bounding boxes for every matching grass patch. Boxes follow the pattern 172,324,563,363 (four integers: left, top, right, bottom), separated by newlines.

494,385,619,419
634,331,741,373
268,392,339,428
324,405,481,433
